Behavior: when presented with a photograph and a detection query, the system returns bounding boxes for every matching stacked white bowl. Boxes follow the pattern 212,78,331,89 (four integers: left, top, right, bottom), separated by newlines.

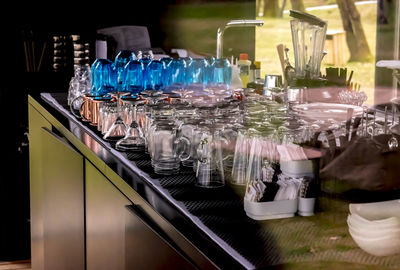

347,199,400,256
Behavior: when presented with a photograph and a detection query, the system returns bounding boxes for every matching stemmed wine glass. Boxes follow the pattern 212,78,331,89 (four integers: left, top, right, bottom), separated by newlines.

204,87,231,104
115,97,147,151
171,88,194,104
103,91,130,141
140,90,165,105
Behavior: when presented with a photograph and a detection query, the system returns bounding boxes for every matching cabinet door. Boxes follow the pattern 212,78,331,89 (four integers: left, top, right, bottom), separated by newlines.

125,205,196,270
86,161,196,270
39,127,85,270
86,160,131,270
29,104,52,270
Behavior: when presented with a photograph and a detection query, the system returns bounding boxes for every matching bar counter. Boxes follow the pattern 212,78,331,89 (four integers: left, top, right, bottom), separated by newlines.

28,93,400,270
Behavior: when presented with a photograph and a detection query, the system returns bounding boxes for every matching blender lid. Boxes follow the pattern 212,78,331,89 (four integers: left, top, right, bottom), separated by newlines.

289,10,327,27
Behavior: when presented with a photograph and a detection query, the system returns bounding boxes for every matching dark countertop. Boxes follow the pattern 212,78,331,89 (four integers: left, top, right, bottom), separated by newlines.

33,92,284,270
32,92,400,270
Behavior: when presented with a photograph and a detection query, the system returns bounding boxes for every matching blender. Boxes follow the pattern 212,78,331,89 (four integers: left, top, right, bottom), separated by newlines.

289,10,328,83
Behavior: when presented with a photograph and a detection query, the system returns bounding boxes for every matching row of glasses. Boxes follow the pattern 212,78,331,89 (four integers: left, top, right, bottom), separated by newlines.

89,86,322,188
141,91,240,185
229,92,322,186
90,52,233,98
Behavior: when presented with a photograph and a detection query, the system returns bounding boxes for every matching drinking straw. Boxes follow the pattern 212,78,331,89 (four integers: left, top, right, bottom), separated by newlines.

23,40,30,72
347,70,354,86
37,42,47,72
27,40,33,72
32,40,36,72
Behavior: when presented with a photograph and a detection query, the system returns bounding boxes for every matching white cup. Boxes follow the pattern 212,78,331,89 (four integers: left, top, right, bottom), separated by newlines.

298,197,316,216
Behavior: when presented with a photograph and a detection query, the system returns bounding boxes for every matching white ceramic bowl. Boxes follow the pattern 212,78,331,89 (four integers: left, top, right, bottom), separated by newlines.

349,228,400,256
348,218,400,239
347,213,400,229
349,199,400,220
349,226,400,239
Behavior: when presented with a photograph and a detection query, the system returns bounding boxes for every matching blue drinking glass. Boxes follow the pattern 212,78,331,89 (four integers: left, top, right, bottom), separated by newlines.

183,56,193,67
123,59,144,95
211,58,232,90
160,57,173,89
90,59,101,95
160,57,173,66
91,59,117,96
187,58,209,90
165,57,186,91
205,56,216,87
207,56,216,66
139,50,154,90
145,59,165,91
114,50,136,91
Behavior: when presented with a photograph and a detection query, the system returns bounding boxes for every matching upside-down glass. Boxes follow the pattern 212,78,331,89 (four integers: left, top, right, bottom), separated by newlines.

165,57,186,91
245,135,264,183
150,121,191,175
160,57,173,89
210,58,232,90
90,59,101,95
117,97,147,151
98,101,118,134
187,58,209,91
139,50,154,89
103,91,130,141
91,59,117,96
177,118,202,168
231,129,250,185
68,65,92,107
145,102,176,155
123,59,144,95
195,124,226,188
145,58,165,90
114,50,136,91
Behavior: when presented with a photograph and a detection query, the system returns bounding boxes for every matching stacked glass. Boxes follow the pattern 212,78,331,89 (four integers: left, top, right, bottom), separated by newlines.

80,51,357,189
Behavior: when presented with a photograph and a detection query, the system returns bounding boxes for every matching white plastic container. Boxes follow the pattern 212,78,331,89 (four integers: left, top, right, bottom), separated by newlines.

298,197,316,216
279,159,315,178
244,198,298,220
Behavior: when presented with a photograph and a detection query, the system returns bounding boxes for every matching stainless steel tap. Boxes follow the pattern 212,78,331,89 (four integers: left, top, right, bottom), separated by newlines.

216,19,264,59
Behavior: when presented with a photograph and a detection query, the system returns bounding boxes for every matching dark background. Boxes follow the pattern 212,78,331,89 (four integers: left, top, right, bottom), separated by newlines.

0,0,255,260
2,0,396,261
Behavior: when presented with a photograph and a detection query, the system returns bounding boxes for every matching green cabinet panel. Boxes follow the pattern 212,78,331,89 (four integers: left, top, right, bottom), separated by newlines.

40,127,85,270
29,102,85,270
28,104,52,270
85,160,132,270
